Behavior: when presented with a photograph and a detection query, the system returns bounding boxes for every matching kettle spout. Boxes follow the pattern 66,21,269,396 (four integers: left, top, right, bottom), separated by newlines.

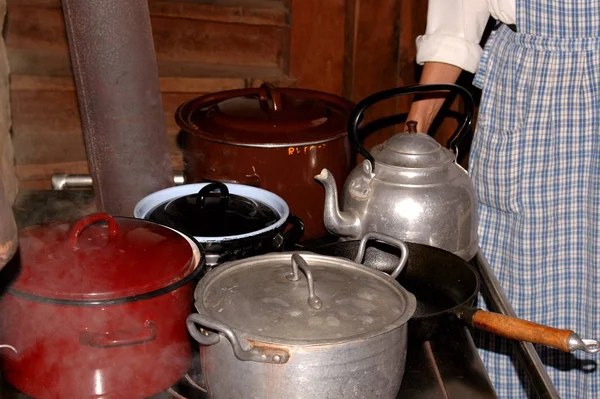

314,169,361,238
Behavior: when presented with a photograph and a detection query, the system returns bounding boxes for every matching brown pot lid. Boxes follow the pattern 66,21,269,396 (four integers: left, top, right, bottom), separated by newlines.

12,213,198,302
193,252,416,344
175,83,354,146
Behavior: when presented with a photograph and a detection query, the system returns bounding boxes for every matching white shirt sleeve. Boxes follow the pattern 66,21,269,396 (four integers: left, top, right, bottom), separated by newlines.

416,0,492,74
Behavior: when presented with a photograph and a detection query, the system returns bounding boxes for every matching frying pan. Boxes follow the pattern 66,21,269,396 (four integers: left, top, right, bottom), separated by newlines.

313,236,600,354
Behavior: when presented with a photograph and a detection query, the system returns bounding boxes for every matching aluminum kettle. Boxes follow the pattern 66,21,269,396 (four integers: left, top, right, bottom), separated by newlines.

315,84,479,260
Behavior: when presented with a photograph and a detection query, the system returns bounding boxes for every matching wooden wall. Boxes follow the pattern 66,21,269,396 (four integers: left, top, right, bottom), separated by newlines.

5,0,439,190
0,0,16,201
0,0,18,267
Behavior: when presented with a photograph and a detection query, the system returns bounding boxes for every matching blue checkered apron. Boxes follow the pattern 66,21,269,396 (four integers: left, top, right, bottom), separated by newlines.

468,1,600,397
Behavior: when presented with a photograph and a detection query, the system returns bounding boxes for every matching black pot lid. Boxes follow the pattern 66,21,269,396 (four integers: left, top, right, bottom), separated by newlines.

147,182,281,238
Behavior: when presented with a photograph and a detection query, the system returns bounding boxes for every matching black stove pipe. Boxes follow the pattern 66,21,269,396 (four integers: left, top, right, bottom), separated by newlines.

61,0,172,216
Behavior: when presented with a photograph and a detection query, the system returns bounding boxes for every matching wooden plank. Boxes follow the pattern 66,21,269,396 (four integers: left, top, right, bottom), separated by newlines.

11,90,85,165
344,0,402,100
6,0,289,26
151,15,285,66
289,0,345,95
344,0,403,154
397,1,428,109
246,75,297,88
5,5,288,77
10,74,298,92
10,89,201,165
6,0,59,7
11,75,246,93
155,61,284,79
0,0,18,258
149,1,289,27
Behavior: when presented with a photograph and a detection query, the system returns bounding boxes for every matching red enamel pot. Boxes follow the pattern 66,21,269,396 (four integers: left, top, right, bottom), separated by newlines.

0,212,204,399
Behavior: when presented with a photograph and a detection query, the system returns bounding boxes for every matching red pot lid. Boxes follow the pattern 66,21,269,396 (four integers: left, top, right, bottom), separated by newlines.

12,213,197,302
175,83,355,146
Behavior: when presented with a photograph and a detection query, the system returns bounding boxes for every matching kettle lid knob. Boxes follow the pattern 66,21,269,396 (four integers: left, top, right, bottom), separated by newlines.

406,120,418,134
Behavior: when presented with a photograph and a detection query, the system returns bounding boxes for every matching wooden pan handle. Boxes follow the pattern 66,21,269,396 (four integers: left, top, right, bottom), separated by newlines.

456,308,573,352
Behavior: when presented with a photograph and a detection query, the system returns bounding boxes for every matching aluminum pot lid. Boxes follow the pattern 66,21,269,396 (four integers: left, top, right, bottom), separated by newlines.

193,252,416,344
147,181,279,238
371,122,454,168
175,83,354,146
12,213,198,302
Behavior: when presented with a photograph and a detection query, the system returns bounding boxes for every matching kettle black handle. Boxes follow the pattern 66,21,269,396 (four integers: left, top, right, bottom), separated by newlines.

197,182,230,210
348,83,475,171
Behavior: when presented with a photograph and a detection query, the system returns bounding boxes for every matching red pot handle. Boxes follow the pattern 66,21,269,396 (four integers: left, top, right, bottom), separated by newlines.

79,321,157,349
68,212,119,249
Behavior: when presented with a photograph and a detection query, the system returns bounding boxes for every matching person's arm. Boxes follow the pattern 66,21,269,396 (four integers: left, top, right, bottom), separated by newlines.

407,0,490,133
406,62,463,133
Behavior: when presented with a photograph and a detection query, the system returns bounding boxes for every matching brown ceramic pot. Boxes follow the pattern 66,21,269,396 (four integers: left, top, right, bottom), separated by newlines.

176,83,354,241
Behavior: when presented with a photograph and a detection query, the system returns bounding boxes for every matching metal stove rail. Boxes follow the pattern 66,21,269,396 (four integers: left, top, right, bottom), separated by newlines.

473,252,560,399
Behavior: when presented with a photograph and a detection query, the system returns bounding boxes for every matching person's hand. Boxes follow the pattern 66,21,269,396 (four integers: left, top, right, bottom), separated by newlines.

406,62,463,133
405,95,440,133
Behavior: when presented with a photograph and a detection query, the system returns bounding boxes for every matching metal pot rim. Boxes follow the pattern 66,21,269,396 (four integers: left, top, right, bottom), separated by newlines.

9,221,205,307
192,252,417,346
133,183,290,242
185,135,347,148
175,85,354,146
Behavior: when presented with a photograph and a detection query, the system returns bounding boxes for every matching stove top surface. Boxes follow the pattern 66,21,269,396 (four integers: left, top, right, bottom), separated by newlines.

0,320,497,399
1,191,498,398
400,322,497,398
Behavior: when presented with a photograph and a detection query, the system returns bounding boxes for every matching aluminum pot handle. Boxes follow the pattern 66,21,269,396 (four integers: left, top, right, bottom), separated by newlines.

354,232,409,279
186,314,290,364
67,212,119,250
287,253,323,310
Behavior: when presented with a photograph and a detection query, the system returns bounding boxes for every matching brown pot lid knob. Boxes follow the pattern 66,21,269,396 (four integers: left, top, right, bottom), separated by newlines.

258,82,283,112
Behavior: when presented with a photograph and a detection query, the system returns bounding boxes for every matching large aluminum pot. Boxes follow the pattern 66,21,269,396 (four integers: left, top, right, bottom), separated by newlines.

0,213,204,399
186,233,417,399
176,82,354,241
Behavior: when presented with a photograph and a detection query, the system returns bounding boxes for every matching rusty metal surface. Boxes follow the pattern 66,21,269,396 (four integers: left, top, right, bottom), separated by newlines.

61,0,173,216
